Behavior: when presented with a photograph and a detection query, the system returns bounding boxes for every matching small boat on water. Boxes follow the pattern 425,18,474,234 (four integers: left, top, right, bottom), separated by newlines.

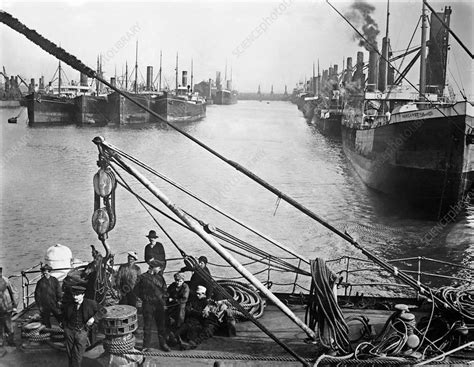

0,6,473,367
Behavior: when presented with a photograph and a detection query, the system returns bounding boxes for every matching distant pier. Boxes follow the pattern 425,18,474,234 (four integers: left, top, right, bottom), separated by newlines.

238,93,289,101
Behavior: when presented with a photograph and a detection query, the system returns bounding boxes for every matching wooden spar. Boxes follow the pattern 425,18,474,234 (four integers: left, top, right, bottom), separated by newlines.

97,141,309,264
94,136,318,341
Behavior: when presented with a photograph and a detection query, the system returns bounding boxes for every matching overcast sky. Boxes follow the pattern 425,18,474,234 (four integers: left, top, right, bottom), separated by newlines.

1,0,472,97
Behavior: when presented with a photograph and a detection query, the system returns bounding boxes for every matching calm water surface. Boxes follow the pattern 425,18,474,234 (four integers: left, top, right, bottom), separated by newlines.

1,101,472,291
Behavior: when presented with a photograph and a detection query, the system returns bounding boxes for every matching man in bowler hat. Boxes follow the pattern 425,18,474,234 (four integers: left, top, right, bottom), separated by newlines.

144,230,166,271
62,285,99,367
34,264,62,328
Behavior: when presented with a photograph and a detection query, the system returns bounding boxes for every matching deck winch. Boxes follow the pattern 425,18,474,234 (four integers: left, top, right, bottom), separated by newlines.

99,304,143,365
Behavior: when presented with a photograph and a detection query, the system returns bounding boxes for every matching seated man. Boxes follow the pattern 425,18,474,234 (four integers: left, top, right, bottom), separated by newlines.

175,285,229,349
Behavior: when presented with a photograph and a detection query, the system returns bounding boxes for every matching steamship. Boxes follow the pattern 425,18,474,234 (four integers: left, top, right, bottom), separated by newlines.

25,65,91,125
151,69,206,123
341,5,473,217
214,70,238,105
311,64,344,138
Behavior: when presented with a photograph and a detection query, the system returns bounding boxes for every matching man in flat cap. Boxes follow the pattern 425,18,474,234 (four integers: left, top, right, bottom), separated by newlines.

167,272,189,333
144,230,166,271
34,264,62,328
116,251,141,307
133,260,170,352
62,285,99,367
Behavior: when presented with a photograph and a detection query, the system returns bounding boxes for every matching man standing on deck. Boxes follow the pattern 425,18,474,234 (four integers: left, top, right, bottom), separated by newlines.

133,260,170,352
116,251,141,307
62,285,99,367
34,264,63,328
167,272,189,332
144,230,166,271
0,267,17,347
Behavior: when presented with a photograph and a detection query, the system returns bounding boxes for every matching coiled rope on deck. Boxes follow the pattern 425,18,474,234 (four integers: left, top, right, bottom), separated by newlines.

217,280,266,320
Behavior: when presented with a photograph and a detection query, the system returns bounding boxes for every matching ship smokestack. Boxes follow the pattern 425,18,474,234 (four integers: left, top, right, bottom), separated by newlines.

351,52,365,89
146,66,153,91
344,57,353,84
367,43,379,92
226,80,232,90
216,71,221,90
378,37,389,92
110,77,116,88
39,76,45,92
29,78,35,93
182,71,188,88
80,73,88,87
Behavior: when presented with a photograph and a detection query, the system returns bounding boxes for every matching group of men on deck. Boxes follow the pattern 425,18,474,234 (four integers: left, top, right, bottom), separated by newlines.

29,229,235,366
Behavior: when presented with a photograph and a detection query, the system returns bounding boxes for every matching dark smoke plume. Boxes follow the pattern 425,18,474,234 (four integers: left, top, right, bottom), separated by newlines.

344,0,380,51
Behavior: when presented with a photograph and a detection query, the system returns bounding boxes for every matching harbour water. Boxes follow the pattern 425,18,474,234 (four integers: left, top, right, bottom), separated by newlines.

1,101,472,290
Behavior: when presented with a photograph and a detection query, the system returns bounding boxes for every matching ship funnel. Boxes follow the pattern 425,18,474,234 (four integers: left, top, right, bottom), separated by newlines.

226,80,232,90
216,71,221,89
146,66,153,91
367,43,379,92
39,76,45,92
29,78,35,93
378,37,390,92
344,57,353,84
110,77,116,88
182,71,188,88
80,72,88,86
352,51,365,89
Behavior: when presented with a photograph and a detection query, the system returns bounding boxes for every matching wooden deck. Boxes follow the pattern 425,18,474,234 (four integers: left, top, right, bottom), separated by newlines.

1,301,471,366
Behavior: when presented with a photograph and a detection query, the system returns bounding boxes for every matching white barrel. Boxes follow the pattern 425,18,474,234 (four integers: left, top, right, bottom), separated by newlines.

44,244,73,280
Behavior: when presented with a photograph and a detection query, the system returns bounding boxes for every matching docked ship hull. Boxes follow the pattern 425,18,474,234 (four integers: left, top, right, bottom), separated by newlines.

107,91,153,124
74,95,109,125
342,102,474,216
25,92,74,125
214,90,237,105
151,96,206,123
313,109,342,138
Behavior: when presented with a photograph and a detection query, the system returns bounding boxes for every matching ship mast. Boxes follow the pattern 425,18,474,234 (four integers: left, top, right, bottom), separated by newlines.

58,60,61,96
125,61,128,91
159,50,162,92
382,0,390,91
134,40,138,94
190,58,193,92
419,0,427,102
175,52,178,93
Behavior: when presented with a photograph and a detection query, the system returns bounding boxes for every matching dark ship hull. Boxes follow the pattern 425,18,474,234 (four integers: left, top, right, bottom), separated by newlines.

151,95,206,123
313,108,343,138
25,92,74,125
107,91,153,124
301,98,317,121
214,90,237,105
73,95,109,125
342,101,474,216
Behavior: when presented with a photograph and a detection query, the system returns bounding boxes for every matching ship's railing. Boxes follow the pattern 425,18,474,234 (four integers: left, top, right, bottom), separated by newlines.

13,254,472,312
326,256,473,298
